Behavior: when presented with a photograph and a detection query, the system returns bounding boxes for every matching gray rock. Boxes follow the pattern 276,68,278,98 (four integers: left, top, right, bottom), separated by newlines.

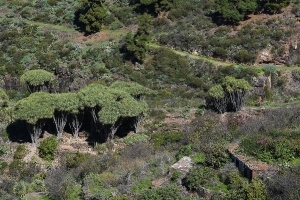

169,156,194,179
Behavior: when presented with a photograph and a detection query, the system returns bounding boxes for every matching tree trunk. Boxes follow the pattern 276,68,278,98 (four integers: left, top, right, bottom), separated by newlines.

53,110,68,139
26,120,44,147
68,112,84,139
88,107,102,134
104,118,123,142
133,114,143,133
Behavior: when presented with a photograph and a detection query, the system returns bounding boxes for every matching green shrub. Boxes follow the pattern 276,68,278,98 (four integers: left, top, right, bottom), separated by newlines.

61,180,82,200
175,145,193,161
130,177,152,194
66,152,89,169
123,134,149,146
184,166,215,191
240,130,299,163
234,50,255,63
225,170,267,200
192,153,205,164
151,132,183,148
13,181,29,197
148,109,167,121
214,47,227,59
109,195,129,200
205,144,230,169
13,144,27,159
110,21,124,30
0,145,9,156
38,136,58,161
0,161,8,174
83,172,118,198
264,86,273,102
27,179,46,193
138,185,181,200
171,171,181,182
9,159,25,176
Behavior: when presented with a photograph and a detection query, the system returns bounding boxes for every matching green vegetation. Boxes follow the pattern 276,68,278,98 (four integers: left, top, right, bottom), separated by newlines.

66,151,90,169
0,1,300,200
13,80,149,145
13,144,27,160
38,136,59,161
139,185,181,200
125,14,153,62
184,166,216,191
239,129,300,163
175,144,193,161
151,132,183,148
216,0,290,23
20,69,56,93
78,0,107,33
208,76,252,113
123,134,149,146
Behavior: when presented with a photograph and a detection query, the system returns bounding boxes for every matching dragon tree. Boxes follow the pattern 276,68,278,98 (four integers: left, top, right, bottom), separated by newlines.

13,92,54,146
20,69,56,93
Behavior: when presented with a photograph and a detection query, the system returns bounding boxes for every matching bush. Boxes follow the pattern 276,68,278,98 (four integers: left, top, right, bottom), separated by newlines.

175,145,193,161
171,171,181,182
0,145,9,156
13,181,28,197
9,159,25,177
264,86,273,101
234,50,255,63
138,185,181,200
66,152,90,169
27,179,46,193
130,177,152,194
83,172,118,199
225,170,267,200
205,144,230,169
192,153,205,164
13,144,27,159
123,134,149,146
239,130,299,163
184,166,215,191
151,132,183,148
0,161,8,174
121,142,151,160
148,109,167,121
38,136,58,161
266,166,300,199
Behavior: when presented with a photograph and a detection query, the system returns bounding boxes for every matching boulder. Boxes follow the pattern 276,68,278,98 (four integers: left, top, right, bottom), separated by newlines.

151,177,169,188
169,156,193,179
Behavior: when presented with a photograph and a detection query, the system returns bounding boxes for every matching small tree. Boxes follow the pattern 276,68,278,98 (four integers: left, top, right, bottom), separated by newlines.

66,93,84,139
99,88,148,140
78,0,107,33
223,76,252,111
20,69,55,93
110,81,151,100
208,76,252,112
110,81,150,133
125,13,153,62
13,92,54,146
79,83,149,142
78,83,115,139
38,136,58,161
131,0,173,14
0,88,8,107
51,93,83,139
208,84,227,114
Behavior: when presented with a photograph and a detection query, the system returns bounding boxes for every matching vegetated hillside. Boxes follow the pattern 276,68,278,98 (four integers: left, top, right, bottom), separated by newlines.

0,0,300,200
